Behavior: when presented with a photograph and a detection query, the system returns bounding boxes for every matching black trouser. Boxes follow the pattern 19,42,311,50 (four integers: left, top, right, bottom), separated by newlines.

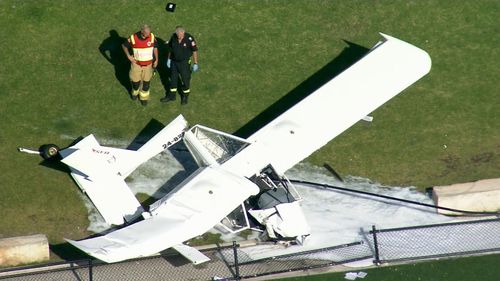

170,60,191,95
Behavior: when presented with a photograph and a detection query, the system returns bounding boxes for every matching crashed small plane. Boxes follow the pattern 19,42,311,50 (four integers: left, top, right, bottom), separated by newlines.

55,34,431,264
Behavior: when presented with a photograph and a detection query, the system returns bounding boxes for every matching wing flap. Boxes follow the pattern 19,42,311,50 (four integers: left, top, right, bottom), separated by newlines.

66,216,185,263
172,244,210,265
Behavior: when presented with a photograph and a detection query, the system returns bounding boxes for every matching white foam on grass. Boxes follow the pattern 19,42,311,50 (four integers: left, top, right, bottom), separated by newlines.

78,144,452,259
126,151,188,198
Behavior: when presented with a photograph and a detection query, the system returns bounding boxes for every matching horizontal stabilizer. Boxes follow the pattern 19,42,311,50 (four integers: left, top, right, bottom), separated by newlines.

58,115,188,225
68,171,143,225
59,134,139,179
59,135,143,225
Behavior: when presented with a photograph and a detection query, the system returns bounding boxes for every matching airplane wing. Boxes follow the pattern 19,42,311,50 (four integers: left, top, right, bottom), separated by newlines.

223,33,432,177
66,166,260,263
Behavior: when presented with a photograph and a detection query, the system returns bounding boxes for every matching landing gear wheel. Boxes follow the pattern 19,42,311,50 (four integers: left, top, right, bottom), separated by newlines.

39,144,61,160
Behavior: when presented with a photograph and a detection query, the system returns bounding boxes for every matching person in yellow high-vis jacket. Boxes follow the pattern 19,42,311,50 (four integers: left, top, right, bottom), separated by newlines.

122,24,158,106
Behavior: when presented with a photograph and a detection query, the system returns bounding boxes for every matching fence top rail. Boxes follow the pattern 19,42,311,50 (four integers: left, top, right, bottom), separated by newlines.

0,259,91,274
0,260,93,279
370,217,500,234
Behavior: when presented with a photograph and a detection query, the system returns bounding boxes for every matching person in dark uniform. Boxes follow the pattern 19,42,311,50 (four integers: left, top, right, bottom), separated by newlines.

161,26,199,105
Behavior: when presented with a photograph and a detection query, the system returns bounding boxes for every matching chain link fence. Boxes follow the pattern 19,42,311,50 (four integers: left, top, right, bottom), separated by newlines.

0,249,234,281
0,242,369,281
2,217,499,280
368,217,500,263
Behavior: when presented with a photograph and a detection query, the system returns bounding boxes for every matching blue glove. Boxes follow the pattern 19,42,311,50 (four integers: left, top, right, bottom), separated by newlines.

192,63,199,72
166,59,171,69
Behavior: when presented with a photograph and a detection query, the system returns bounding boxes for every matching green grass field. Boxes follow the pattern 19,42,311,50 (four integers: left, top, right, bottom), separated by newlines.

275,254,500,281
0,0,498,275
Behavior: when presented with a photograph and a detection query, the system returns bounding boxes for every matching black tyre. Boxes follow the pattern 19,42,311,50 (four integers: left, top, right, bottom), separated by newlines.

39,144,61,160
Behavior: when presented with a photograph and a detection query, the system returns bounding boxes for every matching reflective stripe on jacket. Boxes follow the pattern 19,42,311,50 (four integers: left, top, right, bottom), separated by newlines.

130,33,155,65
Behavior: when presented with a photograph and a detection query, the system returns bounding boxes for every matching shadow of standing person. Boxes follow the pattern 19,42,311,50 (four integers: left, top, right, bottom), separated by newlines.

99,30,131,94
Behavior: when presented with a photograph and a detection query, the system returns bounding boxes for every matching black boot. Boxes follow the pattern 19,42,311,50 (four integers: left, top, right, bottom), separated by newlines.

130,89,139,101
140,100,148,106
130,82,141,100
161,92,176,103
181,93,189,105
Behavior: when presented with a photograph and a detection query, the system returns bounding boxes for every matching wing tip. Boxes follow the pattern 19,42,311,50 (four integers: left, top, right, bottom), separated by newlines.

379,32,432,74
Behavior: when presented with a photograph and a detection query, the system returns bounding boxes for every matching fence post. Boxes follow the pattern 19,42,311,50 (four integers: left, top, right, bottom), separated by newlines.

88,259,93,281
232,241,240,280
372,225,381,265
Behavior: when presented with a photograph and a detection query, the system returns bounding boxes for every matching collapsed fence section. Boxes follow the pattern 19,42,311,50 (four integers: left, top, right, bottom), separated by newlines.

218,241,372,279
